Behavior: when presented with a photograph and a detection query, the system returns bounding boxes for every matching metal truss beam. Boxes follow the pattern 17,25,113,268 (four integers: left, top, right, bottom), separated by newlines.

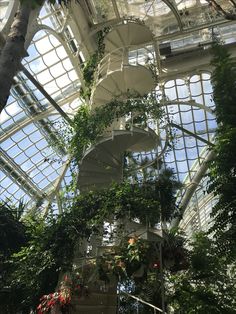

0,92,78,143
0,147,43,199
12,75,67,156
169,122,214,147
163,100,214,114
161,42,236,80
21,66,74,127
43,159,72,216
172,150,215,227
111,0,120,19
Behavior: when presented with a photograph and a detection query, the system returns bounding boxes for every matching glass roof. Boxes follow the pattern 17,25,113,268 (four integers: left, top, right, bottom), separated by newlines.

86,0,235,36
0,1,234,216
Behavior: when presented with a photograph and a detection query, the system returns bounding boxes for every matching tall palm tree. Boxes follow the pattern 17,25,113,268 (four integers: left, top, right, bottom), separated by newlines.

0,0,70,114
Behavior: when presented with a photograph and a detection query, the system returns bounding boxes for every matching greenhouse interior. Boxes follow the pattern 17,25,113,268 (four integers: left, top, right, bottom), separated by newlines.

0,0,236,313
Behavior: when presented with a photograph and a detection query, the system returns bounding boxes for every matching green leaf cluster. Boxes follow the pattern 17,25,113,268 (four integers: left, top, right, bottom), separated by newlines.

80,28,109,99
100,229,187,312
70,95,164,162
169,233,236,313
0,209,89,313
0,203,27,257
208,44,236,259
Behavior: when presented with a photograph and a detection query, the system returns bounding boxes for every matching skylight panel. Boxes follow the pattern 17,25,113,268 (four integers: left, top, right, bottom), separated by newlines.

38,2,65,31
0,95,26,127
0,171,31,206
23,29,79,104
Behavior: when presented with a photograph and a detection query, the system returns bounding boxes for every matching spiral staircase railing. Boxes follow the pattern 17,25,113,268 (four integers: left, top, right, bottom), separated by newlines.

74,20,165,314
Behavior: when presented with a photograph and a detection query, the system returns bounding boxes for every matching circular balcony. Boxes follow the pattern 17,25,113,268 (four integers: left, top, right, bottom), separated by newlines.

104,20,154,52
78,127,159,192
91,47,156,107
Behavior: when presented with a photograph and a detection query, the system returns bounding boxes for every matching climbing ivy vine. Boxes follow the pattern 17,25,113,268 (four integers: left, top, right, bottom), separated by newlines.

80,28,110,100
70,94,164,163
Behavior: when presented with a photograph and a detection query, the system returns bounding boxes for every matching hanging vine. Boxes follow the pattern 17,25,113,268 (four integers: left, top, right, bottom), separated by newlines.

80,28,110,100
70,94,164,163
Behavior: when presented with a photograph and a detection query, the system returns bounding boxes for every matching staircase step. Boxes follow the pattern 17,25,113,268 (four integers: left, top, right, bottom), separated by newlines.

74,292,117,307
104,22,153,52
78,128,159,191
72,304,117,314
92,65,155,106
123,220,163,241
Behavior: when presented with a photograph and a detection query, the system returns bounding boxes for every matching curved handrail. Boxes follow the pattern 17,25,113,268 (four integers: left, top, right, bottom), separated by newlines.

119,291,166,313
94,45,156,81
124,124,170,173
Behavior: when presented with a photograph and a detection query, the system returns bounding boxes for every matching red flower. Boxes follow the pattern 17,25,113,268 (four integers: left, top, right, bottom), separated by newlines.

59,295,65,304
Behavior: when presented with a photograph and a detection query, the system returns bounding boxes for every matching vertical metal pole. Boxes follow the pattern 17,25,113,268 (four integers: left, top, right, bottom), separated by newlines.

117,282,120,314
159,242,165,313
158,187,165,312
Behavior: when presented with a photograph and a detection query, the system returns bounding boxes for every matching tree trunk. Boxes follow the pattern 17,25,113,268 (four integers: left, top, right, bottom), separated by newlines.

0,2,32,114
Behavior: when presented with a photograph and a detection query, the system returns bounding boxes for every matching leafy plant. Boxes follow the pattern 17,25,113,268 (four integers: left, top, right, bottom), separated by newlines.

0,210,91,314
80,28,109,99
37,272,85,314
70,94,164,162
98,230,186,312
0,202,27,256
168,232,236,313
207,44,236,259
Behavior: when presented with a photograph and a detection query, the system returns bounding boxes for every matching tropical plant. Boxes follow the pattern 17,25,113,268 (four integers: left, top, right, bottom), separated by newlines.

96,226,187,311
207,44,236,260
0,202,27,256
0,202,28,313
37,272,85,314
0,209,90,314
168,232,236,313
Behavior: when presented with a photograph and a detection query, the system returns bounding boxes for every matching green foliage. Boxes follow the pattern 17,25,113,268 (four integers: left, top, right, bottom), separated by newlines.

68,170,180,228
0,166,180,312
0,209,90,314
67,181,160,228
155,169,182,222
70,95,163,162
168,232,236,313
0,203,28,313
80,29,109,99
0,202,27,256
99,231,187,312
207,44,236,259
162,228,188,272
211,44,236,126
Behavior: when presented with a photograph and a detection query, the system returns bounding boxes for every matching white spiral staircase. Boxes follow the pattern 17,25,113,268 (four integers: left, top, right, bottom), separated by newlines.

90,20,156,107
104,21,154,53
75,20,162,314
78,126,159,191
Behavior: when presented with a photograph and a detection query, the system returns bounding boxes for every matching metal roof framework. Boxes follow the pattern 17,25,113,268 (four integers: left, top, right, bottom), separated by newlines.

0,0,235,230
